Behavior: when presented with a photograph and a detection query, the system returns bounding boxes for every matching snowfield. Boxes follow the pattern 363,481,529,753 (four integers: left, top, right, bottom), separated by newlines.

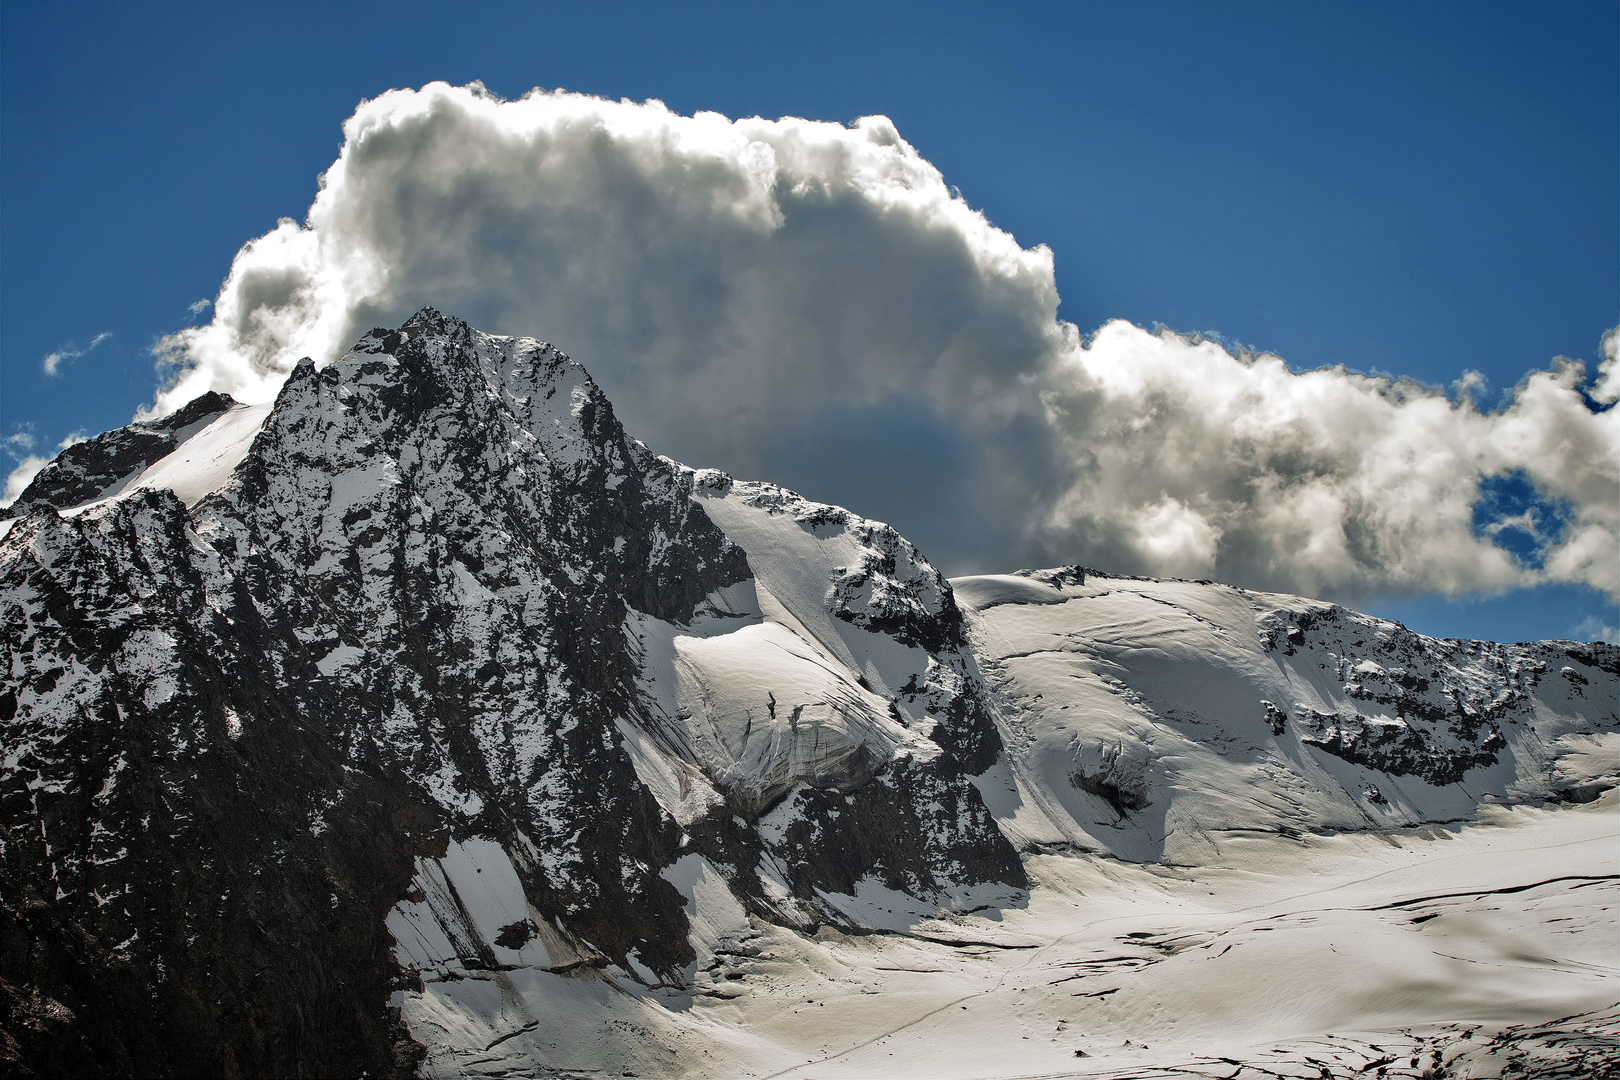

394,794,1617,1078
955,569,1617,866
392,568,1617,1078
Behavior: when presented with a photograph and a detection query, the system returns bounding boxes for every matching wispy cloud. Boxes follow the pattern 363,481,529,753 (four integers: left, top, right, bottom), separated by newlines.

188,299,212,316
42,331,112,376
147,83,1619,602
1574,615,1619,644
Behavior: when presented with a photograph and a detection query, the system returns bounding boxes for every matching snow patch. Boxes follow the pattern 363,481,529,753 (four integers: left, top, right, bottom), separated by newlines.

315,644,363,676
388,838,552,977
68,402,273,514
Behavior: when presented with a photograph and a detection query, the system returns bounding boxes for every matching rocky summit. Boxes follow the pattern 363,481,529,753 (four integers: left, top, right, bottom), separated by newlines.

2,311,1615,1078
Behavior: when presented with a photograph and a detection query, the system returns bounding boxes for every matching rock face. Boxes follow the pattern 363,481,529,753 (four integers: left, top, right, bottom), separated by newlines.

4,392,236,515
0,310,1021,1077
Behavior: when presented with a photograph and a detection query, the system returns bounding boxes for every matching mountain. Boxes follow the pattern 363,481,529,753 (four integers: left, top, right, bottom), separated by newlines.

955,567,1616,864
2,310,1614,1078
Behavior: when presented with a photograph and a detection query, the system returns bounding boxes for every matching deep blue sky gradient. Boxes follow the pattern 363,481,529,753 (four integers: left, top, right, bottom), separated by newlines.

3,0,1615,640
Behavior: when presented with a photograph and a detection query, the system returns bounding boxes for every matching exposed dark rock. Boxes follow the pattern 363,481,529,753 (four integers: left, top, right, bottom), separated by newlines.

3,392,236,517
827,522,967,653
0,491,439,1078
1257,604,1612,786
770,758,1026,903
1069,770,1150,818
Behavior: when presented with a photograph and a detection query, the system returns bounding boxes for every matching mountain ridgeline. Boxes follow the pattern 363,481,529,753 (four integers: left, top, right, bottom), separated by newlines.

2,310,1613,1077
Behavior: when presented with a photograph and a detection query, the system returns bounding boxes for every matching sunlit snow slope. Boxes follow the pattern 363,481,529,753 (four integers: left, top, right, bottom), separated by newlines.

956,567,1617,865
395,566,1617,1078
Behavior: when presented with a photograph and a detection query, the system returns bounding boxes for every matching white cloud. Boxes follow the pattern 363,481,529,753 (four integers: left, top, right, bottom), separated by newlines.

1036,323,1618,600
154,85,1061,442
42,331,112,376
150,82,1620,602
2,456,52,506
188,298,212,316
1132,495,1221,576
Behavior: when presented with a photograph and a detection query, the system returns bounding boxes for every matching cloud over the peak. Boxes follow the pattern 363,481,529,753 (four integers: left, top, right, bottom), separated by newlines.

154,82,1618,601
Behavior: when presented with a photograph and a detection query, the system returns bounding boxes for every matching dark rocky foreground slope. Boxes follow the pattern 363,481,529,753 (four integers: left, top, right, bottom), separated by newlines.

1,311,1613,1078
0,310,1018,1077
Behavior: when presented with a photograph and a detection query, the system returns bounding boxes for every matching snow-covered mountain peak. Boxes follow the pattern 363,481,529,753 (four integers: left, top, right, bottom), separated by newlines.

3,313,1613,1078
1,310,1029,1075
1,390,254,520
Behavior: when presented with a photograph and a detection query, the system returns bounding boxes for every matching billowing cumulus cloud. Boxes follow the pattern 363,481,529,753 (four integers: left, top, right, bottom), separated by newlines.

1035,323,1618,600
152,82,1618,602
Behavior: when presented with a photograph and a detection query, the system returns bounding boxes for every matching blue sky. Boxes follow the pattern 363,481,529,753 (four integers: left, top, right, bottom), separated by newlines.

2,1,1615,642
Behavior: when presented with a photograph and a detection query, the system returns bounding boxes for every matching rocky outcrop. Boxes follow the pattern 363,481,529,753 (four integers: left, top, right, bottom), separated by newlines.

0,490,437,1077
1258,603,1605,786
2,392,236,516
